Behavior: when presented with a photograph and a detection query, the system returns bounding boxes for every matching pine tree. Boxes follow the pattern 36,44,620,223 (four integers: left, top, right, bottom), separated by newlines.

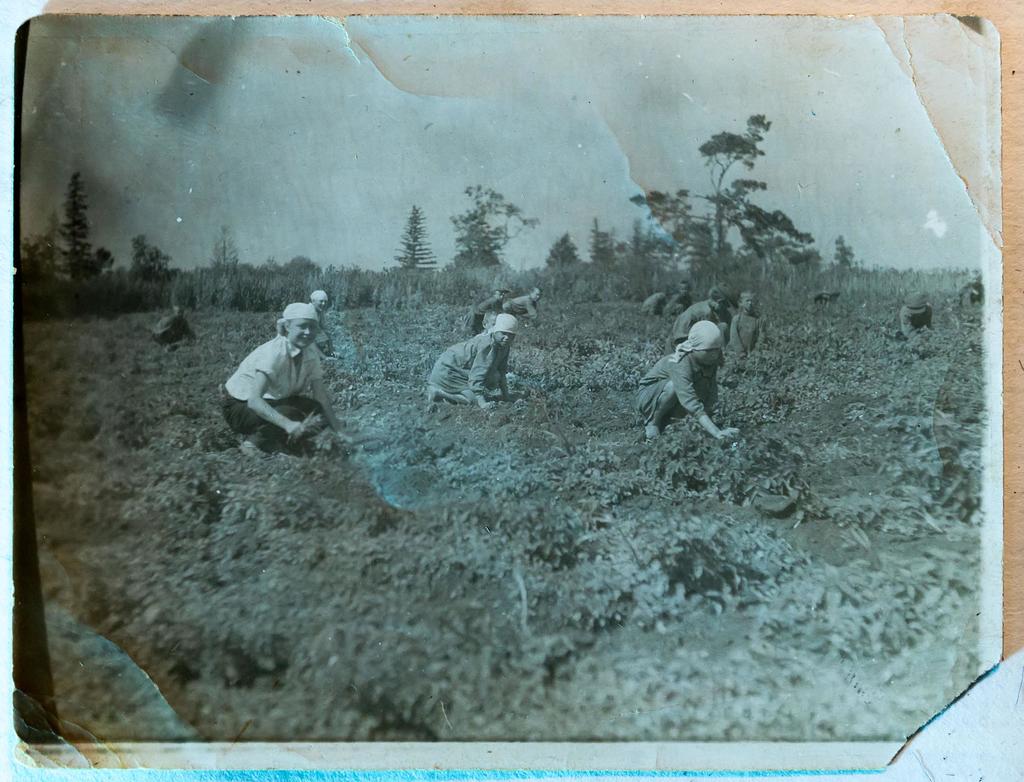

545,233,581,268
60,172,97,279
395,205,437,270
588,218,616,268
834,235,856,268
209,225,240,268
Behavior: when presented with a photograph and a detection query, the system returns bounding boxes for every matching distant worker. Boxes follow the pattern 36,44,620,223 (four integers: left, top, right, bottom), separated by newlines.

636,320,740,442
730,291,761,358
899,291,933,337
222,302,344,454
310,289,335,358
427,314,518,410
670,284,734,348
503,288,542,320
959,275,983,306
468,287,512,335
151,305,195,346
663,282,694,318
640,291,668,316
814,291,840,306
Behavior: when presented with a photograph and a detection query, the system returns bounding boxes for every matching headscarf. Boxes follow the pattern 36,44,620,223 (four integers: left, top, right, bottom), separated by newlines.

276,302,319,335
671,320,724,361
904,291,929,311
310,290,329,305
490,313,519,334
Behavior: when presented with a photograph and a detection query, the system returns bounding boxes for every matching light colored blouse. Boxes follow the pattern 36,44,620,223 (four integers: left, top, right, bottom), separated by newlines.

225,336,323,401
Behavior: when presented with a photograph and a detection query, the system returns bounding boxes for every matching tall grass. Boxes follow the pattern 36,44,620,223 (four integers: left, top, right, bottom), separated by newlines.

20,259,978,320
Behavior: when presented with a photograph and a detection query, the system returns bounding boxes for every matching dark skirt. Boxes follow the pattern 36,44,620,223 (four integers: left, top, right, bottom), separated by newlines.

222,392,324,452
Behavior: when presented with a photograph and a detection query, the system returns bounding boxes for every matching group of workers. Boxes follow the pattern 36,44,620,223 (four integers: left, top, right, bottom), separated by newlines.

215,275,980,454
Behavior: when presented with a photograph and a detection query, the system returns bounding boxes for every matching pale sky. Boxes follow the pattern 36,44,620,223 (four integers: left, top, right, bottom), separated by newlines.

19,15,995,271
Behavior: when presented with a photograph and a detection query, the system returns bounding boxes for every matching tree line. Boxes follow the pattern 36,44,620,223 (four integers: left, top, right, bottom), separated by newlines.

20,114,861,287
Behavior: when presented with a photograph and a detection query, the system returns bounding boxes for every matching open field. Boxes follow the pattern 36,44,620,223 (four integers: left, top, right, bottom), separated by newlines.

22,280,988,742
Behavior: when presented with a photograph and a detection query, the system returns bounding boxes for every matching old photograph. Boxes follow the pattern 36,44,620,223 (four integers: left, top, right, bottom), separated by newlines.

13,13,1001,759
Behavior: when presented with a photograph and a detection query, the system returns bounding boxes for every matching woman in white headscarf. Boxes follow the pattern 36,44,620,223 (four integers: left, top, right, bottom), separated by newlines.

222,302,344,452
309,289,335,357
427,314,518,410
636,320,740,441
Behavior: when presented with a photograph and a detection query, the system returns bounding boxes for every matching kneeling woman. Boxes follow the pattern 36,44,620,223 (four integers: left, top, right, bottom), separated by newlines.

223,302,344,452
427,313,518,410
636,320,739,442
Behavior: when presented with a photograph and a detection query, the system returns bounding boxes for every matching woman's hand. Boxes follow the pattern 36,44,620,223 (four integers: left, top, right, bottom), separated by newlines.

286,417,316,441
716,426,741,441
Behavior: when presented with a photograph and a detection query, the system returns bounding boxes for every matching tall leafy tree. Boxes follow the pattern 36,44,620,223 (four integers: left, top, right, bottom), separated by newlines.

209,225,240,268
698,114,771,254
130,235,172,281
631,190,711,272
451,186,537,268
633,114,812,274
60,172,112,278
395,205,437,270
545,232,581,268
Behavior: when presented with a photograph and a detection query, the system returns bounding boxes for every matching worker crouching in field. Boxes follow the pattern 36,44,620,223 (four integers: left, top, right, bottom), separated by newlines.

670,285,734,349
959,275,983,306
637,321,740,442
310,289,336,358
152,305,195,346
640,291,668,316
729,291,761,358
222,302,344,454
503,288,542,320
899,291,933,338
468,288,511,335
663,283,694,318
427,314,518,410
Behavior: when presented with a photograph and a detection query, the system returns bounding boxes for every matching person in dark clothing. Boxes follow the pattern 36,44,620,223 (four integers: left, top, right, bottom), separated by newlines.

670,285,734,348
959,276,983,306
467,288,512,335
151,306,195,346
663,283,694,318
503,288,542,320
899,291,933,337
730,291,762,358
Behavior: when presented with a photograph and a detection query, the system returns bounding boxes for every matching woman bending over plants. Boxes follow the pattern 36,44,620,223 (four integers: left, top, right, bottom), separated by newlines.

222,302,344,454
636,320,740,442
426,313,518,410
